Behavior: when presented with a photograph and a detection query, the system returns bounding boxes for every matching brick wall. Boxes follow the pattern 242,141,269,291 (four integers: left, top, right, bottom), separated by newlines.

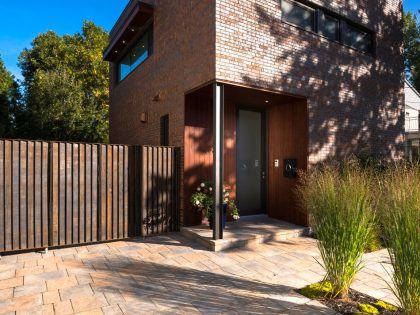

109,0,216,147
215,0,405,163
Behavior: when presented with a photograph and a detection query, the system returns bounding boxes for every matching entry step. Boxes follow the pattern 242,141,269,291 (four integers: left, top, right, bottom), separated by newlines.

181,215,310,251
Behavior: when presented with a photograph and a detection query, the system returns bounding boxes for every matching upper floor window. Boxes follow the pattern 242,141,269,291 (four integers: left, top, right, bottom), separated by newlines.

118,26,153,82
281,0,374,55
281,0,315,31
345,25,373,53
321,14,339,41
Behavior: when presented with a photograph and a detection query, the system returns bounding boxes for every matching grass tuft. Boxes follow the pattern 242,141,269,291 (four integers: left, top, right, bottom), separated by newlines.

296,160,376,299
379,163,420,315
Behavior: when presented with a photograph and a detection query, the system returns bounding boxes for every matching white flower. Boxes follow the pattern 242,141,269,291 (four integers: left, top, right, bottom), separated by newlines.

233,215,240,220
197,187,201,192
209,187,212,192
224,192,230,197
200,183,205,188
195,200,201,206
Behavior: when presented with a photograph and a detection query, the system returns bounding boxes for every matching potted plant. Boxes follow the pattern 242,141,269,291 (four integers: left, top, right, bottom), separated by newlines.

190,181,239,229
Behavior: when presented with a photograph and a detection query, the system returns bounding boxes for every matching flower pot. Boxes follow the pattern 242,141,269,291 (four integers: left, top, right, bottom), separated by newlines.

209,203,227,230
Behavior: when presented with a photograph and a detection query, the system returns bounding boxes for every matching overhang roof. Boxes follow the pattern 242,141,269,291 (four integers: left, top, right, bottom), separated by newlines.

103,0,154,62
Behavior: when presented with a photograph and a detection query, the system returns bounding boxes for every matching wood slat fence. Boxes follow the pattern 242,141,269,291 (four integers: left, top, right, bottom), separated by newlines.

0,140,180,253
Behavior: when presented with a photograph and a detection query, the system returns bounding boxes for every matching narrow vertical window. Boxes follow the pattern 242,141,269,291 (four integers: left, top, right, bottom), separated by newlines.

160,115,169,146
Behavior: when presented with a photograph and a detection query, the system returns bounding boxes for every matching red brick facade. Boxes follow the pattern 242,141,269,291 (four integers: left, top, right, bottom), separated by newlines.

215,0,405,162
109,0,216,147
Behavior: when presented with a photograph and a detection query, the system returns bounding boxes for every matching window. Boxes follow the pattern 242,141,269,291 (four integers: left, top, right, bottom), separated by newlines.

345,25,373,53
160,115,169,146
281,0,315,31
280,0,374,55
321,15,339,41
118,26,152,82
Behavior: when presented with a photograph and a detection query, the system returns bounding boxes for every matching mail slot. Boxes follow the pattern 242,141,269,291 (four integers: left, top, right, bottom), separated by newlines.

283,159,297,178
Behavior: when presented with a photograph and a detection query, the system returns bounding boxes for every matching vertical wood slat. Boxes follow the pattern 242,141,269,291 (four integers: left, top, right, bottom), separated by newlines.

59,143,66,246
4,141,12,251
41,142,49,247
85,145,92,243
72,144,79,244
79,144,85,243
0,141,4,251
19,142,27,249
123,146,129,238
34,142,42,248
27,142,34,248
112,146,118,239
92,145,98,242
12,141,20,250
118,146,123,238
100,145,107,241
51,143,59,246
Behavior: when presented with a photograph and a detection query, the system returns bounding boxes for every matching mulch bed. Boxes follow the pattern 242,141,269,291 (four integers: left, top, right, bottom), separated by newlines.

298,288,402,315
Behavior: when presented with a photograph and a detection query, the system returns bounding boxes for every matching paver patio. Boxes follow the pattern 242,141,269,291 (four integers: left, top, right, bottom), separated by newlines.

0,235,396,314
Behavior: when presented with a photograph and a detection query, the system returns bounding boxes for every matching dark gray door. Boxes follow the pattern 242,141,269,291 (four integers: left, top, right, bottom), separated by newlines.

237,109,265,216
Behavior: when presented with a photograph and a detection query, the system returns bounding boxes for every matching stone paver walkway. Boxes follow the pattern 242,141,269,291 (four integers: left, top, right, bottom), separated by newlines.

0,235,395,314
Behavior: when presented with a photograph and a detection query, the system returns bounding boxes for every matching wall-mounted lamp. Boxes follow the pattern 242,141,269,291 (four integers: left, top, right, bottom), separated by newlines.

153,92,164,102
140,112,148,123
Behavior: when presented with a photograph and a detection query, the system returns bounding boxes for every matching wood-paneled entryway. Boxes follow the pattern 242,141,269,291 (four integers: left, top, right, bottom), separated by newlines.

184,84,308,227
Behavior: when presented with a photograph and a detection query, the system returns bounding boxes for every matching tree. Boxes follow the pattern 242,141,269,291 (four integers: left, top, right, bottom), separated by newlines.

0,55,19,138
403,12,420,90
16,21,109,142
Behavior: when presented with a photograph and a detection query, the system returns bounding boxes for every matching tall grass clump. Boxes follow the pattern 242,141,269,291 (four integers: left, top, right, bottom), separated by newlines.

379,164,420,315
297,161,376,299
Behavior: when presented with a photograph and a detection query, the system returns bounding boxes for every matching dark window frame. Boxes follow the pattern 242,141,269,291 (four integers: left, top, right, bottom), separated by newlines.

280,0,375,56
116,23,154,83
160,114,169,146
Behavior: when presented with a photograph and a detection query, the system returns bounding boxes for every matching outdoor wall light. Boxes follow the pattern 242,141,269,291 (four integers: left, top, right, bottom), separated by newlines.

140,112,148,123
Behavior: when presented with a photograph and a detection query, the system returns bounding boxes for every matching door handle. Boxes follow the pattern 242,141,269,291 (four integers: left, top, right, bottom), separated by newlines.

262,171,266,180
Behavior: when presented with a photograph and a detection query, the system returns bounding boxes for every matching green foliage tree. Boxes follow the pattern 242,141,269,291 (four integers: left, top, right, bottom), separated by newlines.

403,12,420,90
0,55,19,138
16,21,109,142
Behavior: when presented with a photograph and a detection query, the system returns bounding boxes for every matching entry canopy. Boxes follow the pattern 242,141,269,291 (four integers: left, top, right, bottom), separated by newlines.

103,0,154,62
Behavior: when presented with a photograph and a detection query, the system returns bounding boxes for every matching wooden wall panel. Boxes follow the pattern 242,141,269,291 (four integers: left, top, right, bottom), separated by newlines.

184,93,236,226
267,100,308,226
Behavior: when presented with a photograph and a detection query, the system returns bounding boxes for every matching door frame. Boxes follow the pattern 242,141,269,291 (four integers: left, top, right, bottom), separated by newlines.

235,106,267,215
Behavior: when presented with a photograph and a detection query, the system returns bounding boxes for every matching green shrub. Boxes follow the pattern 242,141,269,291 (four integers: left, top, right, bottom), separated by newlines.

300,282,333,299
372,300,397,311
379,164,420,315
358,303,379,315
297,160,375,299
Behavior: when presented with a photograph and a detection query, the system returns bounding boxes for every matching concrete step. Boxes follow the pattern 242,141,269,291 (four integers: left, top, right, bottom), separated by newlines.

181,215,310,251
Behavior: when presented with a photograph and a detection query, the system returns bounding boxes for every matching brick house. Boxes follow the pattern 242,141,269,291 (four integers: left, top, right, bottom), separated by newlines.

104,0,404,234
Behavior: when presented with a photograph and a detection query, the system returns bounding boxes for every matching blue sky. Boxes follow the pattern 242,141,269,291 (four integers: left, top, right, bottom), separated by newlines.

0,0,419,80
